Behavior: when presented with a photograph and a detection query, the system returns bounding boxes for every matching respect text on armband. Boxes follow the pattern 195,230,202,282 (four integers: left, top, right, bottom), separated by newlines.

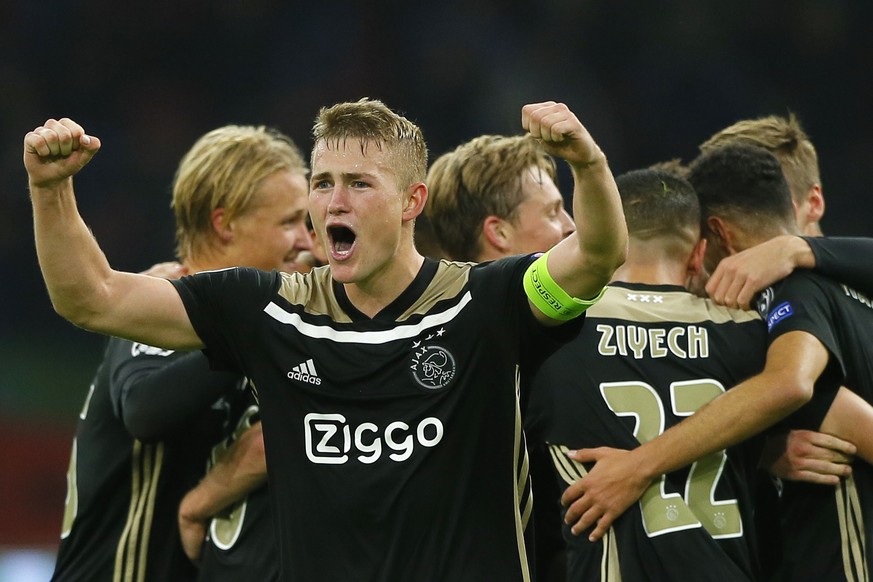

531,271,565,312
304,413,444,465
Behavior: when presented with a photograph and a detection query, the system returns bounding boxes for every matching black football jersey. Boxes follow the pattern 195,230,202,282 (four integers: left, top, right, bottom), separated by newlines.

528,282,767,581
196,394,278,581
51,339,234,582
757,271,873,582
171,256,582,582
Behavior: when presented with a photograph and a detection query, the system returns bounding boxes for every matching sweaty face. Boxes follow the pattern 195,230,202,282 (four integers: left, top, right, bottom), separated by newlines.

228,170,312,273
309,139,407,286
505,166,575,255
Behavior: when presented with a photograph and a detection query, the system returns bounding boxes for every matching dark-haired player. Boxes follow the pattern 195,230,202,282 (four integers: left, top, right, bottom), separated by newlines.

528,167,766,580
563,144,873,582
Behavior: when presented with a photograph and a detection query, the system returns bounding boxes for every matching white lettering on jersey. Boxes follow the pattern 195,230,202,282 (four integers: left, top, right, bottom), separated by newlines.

842,284,873,310
304,413,444,465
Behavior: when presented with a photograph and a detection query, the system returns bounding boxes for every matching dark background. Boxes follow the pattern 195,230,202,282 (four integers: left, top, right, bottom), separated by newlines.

2,0,872,552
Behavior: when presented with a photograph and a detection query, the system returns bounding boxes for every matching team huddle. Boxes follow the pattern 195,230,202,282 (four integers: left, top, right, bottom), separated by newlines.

24,99,873,581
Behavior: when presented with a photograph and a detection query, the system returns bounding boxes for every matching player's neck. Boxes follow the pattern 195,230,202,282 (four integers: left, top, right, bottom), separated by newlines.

185,255,227,275
476,246,509,263
611,260,687,287
185,242,241,274
803,222,824,237
343,252,426,318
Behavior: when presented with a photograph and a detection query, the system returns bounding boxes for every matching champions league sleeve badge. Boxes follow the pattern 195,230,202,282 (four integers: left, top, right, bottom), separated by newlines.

755,287,773,318
766,301,794,332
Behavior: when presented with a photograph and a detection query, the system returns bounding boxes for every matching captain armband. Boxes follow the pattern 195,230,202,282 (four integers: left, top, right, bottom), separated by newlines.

523,250,606,321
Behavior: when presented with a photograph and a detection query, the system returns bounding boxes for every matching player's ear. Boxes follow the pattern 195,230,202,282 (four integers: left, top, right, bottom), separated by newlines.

211,208,233,242
403,183,428,222
705,215,734,255
482,215,512,253
805,184,825,224
687,238,707,278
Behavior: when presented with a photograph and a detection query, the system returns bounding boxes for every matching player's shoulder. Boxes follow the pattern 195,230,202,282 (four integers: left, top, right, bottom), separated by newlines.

469,253,538,282
775,268,841,292
178,266,283,295
99,336,177,369
426,255,527,290
273,265,349,320
594,283,761,326
756,269,845,315
276,265,325,298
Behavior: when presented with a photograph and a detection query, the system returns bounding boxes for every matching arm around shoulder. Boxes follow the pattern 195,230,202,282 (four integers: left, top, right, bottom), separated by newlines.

118,352,242,441
560,330,826,540
806,236,873,296
705,235,814,309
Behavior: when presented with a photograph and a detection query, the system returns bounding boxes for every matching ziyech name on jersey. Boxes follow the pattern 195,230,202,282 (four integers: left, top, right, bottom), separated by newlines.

596,323,710,359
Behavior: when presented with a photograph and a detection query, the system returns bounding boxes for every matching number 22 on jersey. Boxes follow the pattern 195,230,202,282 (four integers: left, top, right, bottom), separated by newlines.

549,379,742,539
601,379,742,538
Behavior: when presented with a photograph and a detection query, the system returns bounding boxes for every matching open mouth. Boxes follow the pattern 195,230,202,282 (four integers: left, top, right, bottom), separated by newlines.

327,225,356,258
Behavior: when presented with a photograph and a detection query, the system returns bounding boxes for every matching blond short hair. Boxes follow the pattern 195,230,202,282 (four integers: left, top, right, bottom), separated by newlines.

171,125,307,261
311,98,427,191
425,135,557,261
700,114,820,203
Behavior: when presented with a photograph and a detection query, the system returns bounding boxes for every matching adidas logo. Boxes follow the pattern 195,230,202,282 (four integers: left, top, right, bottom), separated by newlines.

287,358,322,386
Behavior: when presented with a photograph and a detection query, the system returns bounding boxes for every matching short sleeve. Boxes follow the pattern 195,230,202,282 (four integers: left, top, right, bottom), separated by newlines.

171,267,280,374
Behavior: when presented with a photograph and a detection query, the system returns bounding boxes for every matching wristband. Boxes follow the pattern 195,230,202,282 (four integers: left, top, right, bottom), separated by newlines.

523,250,605,321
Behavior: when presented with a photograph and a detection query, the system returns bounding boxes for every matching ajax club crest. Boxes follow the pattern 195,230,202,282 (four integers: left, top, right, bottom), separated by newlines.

410,333,456,390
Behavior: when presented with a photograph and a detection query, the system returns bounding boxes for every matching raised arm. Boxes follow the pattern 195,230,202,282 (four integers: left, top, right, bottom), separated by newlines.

25,118,201,349
520,102,627,324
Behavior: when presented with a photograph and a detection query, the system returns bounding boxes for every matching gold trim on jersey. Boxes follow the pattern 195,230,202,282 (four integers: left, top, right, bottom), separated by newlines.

275,260,472,323
268,261,477,344
591,286,761,325
548,443,587,485
836,474,869,582
113,440,164,582
548,444,621,582
277,267,352,323
398,260,472,321
603,526,621,582
512,365,532,582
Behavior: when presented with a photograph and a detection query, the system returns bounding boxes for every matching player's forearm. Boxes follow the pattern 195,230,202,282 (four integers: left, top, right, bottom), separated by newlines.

806,236,873,296
180,477,242,523
32,182,201,349
563,158,628,298
180,424,267,520
31,180,116,328
820,387,873,466
632,372,810,481
121,353,242,441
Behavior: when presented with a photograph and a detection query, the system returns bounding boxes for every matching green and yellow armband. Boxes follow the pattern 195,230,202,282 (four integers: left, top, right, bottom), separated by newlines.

523,250,606,321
